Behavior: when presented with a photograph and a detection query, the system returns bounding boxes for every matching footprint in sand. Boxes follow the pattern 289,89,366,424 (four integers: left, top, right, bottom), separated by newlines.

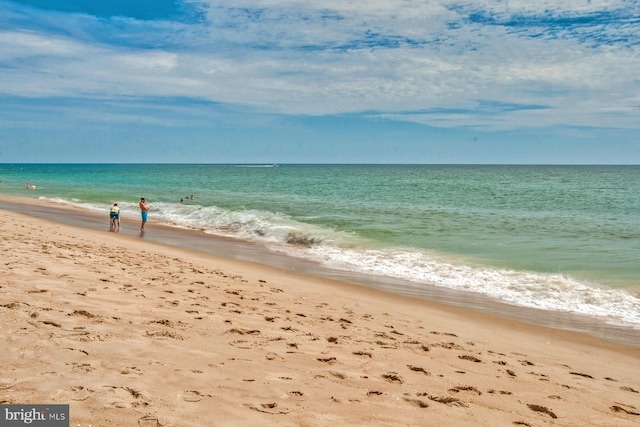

101,386,151,409
381,372,403,384
407,365,431,376
459,354,482,363
55,385,94,402
569,371,594,379
610,404,640,416
70,362,95,373
144,330,185,340
328,371,348,380
433,341,465,350
287,390,304,398
488,390,513,396
0,379,17,390
69,309,98,319
138,416,160,427
181,390,205,402
527,403,558,419
427,394,468,407
249,402,290,415
403,397,429,408
119,366,143,376
265,352,283,361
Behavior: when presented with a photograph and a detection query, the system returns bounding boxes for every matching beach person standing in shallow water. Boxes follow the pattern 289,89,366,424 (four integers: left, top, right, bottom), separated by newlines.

109,203,120,231
139,197,149,231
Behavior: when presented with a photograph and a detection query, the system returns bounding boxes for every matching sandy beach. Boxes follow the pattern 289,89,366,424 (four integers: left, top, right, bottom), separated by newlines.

1,205,639,426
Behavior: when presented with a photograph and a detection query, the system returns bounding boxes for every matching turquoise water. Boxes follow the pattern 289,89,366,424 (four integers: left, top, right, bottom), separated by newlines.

1,163,639,328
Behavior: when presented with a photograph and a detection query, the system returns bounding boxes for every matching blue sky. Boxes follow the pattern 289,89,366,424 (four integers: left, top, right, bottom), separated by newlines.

0,0,639,163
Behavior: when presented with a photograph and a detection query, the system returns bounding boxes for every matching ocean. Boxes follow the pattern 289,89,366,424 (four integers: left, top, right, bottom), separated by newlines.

1,164,639,340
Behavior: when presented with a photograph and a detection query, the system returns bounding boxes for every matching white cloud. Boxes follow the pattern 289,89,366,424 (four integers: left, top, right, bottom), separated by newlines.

1,0,639,131
461,0,631,15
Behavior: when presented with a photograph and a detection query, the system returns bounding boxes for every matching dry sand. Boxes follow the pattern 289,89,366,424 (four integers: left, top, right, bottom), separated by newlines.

1,208,639,426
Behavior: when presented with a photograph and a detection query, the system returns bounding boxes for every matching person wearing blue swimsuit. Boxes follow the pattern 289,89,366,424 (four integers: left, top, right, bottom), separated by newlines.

139,198,149,231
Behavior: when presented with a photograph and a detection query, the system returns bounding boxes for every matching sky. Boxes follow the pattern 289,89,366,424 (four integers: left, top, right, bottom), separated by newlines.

0,0,639,164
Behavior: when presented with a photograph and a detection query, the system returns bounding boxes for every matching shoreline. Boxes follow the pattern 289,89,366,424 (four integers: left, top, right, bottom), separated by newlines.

1,199,639,425
1,194,639,349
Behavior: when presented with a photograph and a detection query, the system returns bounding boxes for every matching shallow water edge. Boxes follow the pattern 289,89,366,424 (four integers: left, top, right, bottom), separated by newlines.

1,195,638,349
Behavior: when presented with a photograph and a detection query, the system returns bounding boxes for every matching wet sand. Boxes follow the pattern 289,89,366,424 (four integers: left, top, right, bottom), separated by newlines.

1,197,639,426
